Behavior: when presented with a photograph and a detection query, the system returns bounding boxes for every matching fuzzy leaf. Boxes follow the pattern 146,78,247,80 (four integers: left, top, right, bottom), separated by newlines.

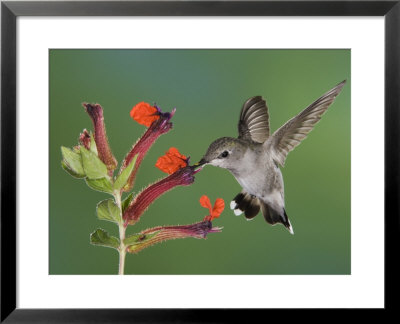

61,146,85,177
97,199,121,223
80,147,108,179
86,177,114,194
90,228,119,249
124,231,160,247
121,192,134,214
89,131,98,155
114,154,138,190
61,160,85,179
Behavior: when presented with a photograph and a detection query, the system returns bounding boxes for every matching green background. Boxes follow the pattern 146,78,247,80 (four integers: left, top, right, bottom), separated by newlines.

50,49,350,275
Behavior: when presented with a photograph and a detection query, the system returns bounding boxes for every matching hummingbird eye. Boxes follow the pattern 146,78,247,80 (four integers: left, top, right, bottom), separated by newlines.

220,151,229,158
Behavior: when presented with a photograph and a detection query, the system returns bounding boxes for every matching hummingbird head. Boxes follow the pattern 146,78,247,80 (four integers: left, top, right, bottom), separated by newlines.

195,137,246,171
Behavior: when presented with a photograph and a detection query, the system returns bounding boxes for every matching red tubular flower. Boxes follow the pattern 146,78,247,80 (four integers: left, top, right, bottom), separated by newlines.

83,103,117,172
155,147,189,174
126,220,222,254
119,105,176,192
123,166,197,225
200,195,225,221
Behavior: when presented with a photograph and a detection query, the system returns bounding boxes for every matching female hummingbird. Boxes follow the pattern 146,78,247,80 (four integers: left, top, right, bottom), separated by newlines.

195,80,346,234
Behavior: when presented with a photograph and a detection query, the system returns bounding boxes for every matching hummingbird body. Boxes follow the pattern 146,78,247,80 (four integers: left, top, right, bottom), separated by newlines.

226,141,282,203
196,81,346,234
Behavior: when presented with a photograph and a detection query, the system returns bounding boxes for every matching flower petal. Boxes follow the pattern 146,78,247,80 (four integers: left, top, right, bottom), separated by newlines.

155,155,176,174
199,195,212,214
130,102,160,127
166,147,187,160
155,147,188,174
211,198,225,219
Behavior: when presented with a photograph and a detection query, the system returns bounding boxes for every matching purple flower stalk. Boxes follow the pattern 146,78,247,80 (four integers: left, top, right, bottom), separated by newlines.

83,103,117,172
123,166,196,226
126,220,222,254
119,108,175,192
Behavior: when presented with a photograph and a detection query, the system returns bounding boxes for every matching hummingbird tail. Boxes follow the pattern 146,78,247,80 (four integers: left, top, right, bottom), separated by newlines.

231,192,294,234
261,203,294,235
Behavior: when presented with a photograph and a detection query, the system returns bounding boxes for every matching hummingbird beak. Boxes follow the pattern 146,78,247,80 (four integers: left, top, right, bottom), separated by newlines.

193,158,207,169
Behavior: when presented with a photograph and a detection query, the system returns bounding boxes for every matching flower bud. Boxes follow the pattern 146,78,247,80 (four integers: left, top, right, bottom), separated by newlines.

79,129,91,150
83,103,117,172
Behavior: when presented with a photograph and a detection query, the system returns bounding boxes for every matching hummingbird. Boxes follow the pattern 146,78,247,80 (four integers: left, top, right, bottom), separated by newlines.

195,80,346,234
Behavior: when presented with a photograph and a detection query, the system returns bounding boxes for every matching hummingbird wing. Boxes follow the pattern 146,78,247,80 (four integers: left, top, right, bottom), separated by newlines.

238,96,270,143
267,80,346,166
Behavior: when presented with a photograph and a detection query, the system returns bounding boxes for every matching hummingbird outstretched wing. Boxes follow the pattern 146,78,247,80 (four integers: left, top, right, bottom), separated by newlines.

238,96,270,143
268,80,346,166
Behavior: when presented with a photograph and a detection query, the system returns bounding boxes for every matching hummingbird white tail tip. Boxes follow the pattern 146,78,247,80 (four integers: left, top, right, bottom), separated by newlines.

230,199,244,215
288,220,294,235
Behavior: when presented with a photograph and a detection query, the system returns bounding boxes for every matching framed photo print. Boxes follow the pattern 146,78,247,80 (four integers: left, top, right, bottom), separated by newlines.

1,0,398,321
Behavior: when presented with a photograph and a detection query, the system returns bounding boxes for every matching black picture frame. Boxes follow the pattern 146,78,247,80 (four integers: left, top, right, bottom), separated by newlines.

1,0,398,321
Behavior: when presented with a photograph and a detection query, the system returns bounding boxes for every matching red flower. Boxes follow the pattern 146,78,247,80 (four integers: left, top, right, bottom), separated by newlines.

200,195,225,221
155,147,188,174
130,102,160,127
123,166,196,226
119,105,175,192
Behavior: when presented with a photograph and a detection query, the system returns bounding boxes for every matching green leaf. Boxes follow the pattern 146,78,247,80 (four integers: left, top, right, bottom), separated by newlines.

124,231,160,247
61,146,85,177
114,154,138,190
61,160,85,179
90,228,119,250
96,199,121,223
80,147,108,179
89,131,98,155
121,192,134,214
85,177,114,194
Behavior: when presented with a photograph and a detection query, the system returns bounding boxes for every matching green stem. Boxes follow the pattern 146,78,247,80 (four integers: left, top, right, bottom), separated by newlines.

119,252,126,275
114,190,126,275
118,223,126,275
